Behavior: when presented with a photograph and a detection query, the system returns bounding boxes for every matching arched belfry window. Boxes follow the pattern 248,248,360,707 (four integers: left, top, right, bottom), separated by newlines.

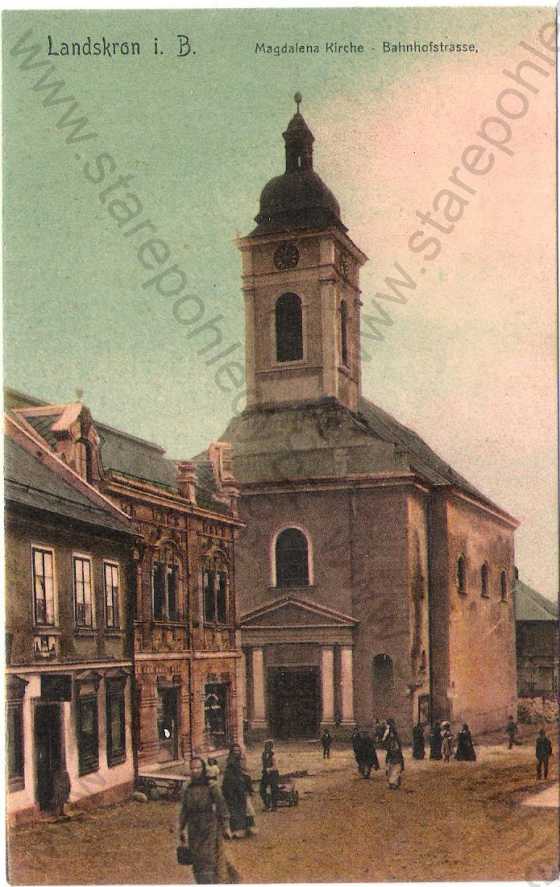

481,562,489,597
457,555,466,593
275,528,310,587
373,654,394,693
340,300,349,367
275,293,303,363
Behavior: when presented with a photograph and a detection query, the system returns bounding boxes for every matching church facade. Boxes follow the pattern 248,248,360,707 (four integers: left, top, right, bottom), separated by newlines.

217,97,519,740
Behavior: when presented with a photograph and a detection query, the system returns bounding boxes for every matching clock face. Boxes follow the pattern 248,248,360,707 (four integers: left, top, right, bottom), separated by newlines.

273,241,299,271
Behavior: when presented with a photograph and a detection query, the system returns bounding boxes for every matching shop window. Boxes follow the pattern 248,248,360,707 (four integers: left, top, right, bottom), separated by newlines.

7,677,27,792
106,680,126,767
276,293,303,362
104,562,120,628
33,547,55,626
275,528,309,586
77,694,99,776
456,555,466,594
204,683,229,750
73,556,93,627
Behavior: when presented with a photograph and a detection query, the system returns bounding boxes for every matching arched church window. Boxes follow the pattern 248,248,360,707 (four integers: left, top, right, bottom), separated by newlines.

456,555,466,593
340,300,349,367
275,528,309,587
481,562,489,597
500,570,508,602
275,293,303,362
373,654,394,693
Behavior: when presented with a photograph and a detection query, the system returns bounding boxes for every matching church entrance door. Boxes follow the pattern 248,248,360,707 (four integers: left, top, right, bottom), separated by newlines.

268,667,319,739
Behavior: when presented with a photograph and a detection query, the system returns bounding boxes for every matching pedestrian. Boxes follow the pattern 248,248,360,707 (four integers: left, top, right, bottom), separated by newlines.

536,728,553,780
455,724,476,761
222,744,254,838
374,719,385,744
207,757,220,783
385,732,405,790
429,722,443,760
359,730,380,779
178,756,238,884
334,710,342,728
320,728,333,759
505,715,522,748
240,754,258,835
441,722,454,763
351,726,362,774
52,766,71,818
412,722,426,760
259,740,279,812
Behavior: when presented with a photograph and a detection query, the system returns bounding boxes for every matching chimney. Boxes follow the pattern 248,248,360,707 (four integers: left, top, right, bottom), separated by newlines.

208,442,240,516
176,461,197,503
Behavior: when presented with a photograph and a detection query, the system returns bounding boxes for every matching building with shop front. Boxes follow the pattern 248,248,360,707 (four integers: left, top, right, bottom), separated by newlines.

514,573,558,698
7,390,244,771
215,96,519,740
5,412,137,822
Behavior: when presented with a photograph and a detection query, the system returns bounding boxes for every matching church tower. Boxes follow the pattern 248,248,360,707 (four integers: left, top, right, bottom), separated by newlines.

238,94,368,413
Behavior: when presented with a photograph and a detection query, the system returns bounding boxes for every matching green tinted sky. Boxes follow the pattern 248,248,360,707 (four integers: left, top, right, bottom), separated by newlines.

3,8,556,598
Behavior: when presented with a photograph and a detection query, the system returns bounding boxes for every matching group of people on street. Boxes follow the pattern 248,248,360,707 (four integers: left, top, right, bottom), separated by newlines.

351,719,405,789
413,720,477,762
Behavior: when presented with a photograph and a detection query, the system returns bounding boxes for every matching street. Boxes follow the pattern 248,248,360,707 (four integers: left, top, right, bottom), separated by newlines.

8,737,558,884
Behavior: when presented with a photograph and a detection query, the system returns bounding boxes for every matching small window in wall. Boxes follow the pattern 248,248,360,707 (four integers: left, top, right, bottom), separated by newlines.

104,562,120,628
481,563,489,597
276,528,309,587
77,694,99,776
340,300,349,367
75,440,93,484
203,569,229,624
500,571,508,602
7,699,25,790
33,548,55,625
276,293,303,362
456,555,466,594
373,654,394,693
106,680,126,767
73,557,93,627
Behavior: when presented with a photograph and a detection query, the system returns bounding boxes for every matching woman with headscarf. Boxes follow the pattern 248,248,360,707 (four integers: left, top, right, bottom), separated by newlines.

222,744,254,838
429,722,443,760
441,722,454,763
412,722,426,760
178,757,237,884
455,723,477,761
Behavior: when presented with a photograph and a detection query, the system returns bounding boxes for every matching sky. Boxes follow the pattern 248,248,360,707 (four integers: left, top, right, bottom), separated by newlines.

3,7,557,600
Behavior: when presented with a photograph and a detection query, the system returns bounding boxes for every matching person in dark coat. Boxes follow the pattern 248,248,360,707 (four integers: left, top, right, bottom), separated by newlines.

359,731,379,778
222,744,254,838
374,719,385,744
320,728,333,759
351,727,362,773
259,740,279,812
506,716,522,749
385,733,405,789
178,757,236,884
536,728,553,779
429,722,443,760
412,722,426,760
52,766,71,817
455,724,477,761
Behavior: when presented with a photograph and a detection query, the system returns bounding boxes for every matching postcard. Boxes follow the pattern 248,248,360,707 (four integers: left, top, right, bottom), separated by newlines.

3,6,558,885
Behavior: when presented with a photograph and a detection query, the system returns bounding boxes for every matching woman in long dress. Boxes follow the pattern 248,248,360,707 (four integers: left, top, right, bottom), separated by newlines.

429,722,443,760
441,722,454,763
455,723,477,761
178,757,238,884
385,732,405,790
222,744,254,838
412,722,425,760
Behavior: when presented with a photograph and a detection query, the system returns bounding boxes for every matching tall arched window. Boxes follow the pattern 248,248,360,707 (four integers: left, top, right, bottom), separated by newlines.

152,545,181,621
500,570,508,602
457,555,466,593
481,562,489,597
275,528,309,587
339,300,349,367
275,293,303,362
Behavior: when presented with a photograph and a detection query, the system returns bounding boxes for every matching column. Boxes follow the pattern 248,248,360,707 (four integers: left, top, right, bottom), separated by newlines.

251,647,267,729
340,646,355,725
321,646,335,725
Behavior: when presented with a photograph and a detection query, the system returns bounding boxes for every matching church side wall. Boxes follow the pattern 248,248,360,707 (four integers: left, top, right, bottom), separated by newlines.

441,494,517,734
406,492,431,724
351,487,412,737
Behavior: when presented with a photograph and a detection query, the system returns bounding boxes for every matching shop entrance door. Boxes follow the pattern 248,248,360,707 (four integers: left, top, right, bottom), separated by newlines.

157,687,179,762
35,703,62,811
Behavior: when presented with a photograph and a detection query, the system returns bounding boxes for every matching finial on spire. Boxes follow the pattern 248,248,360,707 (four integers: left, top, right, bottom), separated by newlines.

294,91,302,114
75,387,84,402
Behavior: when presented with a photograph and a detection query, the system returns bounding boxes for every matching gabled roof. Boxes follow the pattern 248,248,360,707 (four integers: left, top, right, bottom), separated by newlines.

4,431,136,537
514,579,558,623
241,596,358,628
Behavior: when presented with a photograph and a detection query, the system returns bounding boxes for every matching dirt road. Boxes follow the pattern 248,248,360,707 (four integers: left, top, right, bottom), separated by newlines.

8,740,558,884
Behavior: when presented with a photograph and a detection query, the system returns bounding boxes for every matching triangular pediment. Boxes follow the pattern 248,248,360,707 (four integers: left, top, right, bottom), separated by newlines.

240,596,358,629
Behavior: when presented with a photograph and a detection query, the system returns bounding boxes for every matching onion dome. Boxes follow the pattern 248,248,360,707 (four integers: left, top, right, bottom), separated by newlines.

252,93,346,236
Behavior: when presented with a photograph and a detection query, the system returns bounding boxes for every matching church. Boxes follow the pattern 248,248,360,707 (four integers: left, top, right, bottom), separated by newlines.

216,95,519,740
